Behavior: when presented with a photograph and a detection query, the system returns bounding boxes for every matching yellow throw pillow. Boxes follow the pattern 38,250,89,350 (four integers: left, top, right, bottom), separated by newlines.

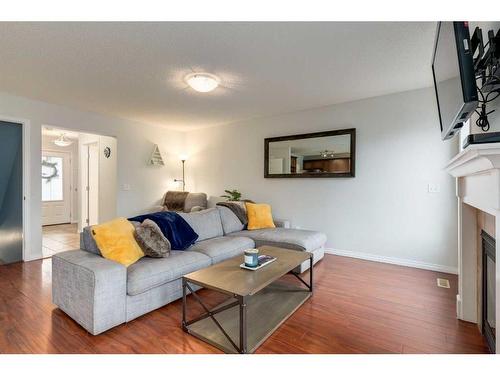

246,202,276,230
91,217,144,267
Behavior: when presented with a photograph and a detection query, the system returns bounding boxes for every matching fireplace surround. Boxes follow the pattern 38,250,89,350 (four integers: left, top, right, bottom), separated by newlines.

446,143,500,353
482,230,496,353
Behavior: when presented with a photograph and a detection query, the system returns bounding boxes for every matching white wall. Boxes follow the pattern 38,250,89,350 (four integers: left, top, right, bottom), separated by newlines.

186,87,459,271
78,132,119,230
79,132,100,229
0,86,460,270
269,147,291,173
0,91,185,261
77,132,118,230
98,135,118,223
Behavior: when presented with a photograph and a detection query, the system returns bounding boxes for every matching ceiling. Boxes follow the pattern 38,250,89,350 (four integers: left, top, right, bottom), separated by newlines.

0,22,436,131
42,127,80,139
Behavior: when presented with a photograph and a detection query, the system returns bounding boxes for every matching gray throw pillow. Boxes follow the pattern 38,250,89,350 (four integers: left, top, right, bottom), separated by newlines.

81,226,101,255
134,219,171,258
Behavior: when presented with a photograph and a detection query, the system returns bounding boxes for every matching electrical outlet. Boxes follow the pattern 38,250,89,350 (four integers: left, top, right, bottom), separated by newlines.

428,183,440,193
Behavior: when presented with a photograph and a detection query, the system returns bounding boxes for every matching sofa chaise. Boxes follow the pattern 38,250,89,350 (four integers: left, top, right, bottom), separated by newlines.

52,206,326,335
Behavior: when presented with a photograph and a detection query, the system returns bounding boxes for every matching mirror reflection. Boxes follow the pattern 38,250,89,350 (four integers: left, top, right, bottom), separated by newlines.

265,129,355,178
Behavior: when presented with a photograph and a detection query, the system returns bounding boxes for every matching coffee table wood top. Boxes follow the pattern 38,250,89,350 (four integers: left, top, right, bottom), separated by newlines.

183,246,311,297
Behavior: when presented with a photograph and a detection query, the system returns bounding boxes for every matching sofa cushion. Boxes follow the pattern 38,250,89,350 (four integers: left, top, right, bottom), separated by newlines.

179,208,224,242
217,206,244,234
228,228,326,252
133,219,171,258
127,250,211,296
92,218,144,267
184,192,208,212
128,212,198,250
80,226,101,255
246,202,276,230
188,236,254,264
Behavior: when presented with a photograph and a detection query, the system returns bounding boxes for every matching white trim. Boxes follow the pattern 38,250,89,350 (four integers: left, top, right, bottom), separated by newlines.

325,248,458,275
23,119,31,261
0,115,31,262
445,143,500,178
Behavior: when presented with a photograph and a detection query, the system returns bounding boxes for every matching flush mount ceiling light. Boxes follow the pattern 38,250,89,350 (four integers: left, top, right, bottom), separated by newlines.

185,72,220,93
54,133,73,147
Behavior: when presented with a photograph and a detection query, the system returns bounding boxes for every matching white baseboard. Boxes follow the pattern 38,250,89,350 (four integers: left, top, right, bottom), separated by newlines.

324,248,458,275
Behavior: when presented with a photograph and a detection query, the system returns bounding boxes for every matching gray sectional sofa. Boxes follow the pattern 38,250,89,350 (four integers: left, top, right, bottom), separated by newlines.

52,206,326,335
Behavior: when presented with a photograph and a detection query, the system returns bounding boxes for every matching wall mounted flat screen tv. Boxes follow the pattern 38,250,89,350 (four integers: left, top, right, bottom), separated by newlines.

432,21,478,140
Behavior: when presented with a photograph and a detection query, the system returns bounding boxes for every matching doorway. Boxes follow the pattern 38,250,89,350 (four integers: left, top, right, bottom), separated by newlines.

41,128,79,258
0,120,23,265
41,127,117,258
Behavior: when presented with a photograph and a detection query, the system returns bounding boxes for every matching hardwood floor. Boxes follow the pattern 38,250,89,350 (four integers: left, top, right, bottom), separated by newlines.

0,254,490,354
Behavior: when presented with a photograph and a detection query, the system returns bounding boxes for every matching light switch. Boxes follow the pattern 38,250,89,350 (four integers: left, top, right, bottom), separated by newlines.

123,184,131,191
428,183,440,193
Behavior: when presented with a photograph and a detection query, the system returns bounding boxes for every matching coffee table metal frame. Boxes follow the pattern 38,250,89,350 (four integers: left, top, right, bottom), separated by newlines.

182,256,313,354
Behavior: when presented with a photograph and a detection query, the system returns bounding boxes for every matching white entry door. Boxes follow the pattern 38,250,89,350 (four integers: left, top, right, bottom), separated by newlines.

42,151,71,225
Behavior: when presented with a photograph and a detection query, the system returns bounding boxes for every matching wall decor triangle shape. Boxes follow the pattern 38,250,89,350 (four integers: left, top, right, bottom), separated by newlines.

149,144,165,166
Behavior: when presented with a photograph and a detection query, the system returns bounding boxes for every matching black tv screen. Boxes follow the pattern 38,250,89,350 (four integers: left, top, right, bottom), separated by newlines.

432,22,478,140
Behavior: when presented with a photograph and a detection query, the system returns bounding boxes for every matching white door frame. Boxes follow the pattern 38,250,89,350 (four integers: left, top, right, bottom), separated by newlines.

81,141,99,228
0,115,31,262
41,149,72,226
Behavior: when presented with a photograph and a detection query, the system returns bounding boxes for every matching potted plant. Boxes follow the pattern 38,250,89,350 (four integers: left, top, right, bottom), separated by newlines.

220,189,242,201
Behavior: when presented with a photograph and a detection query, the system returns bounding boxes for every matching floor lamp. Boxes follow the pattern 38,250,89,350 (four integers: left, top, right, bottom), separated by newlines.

174,155,187,191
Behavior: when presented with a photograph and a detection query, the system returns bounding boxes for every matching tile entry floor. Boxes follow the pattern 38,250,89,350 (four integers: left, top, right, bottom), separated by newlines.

42,223,80,258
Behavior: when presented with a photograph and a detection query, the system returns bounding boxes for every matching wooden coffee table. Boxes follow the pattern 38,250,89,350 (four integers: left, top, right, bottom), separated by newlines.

182,246,313,354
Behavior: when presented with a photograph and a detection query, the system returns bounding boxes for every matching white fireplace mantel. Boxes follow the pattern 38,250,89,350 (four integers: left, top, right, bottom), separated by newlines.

445,143,500,353
446,144,500,178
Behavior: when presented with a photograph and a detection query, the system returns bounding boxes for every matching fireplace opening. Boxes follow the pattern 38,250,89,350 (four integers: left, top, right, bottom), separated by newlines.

481,230,496,353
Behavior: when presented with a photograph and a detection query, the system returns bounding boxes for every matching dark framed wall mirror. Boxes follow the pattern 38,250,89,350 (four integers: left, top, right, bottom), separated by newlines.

264,128,356,178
